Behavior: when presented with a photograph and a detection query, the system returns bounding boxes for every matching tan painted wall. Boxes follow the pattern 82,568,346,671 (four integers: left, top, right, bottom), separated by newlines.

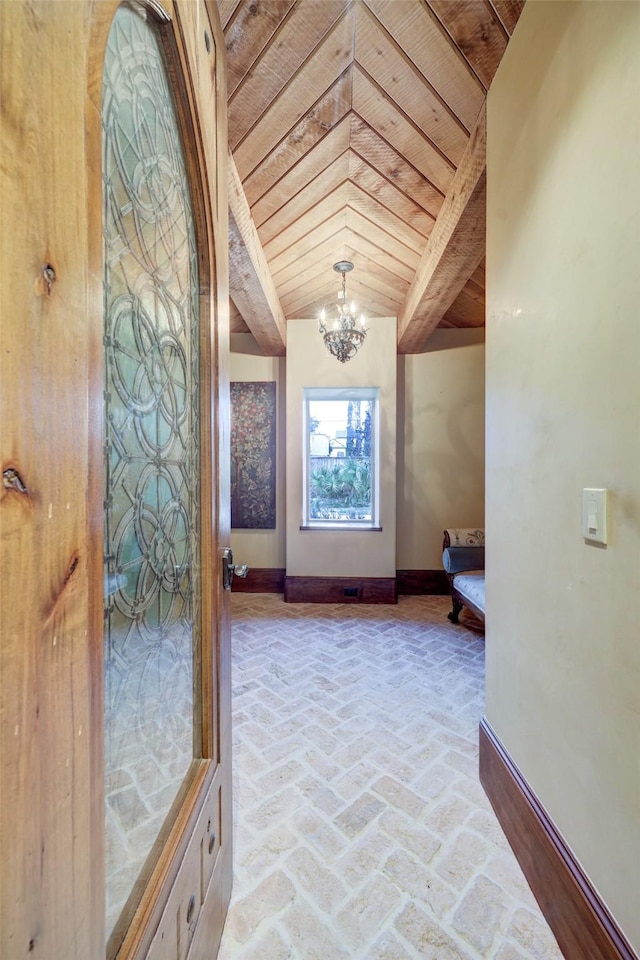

486,0,640,949
234,326,484,576
286,317,397,578
397,329,485,569
230,333,286,568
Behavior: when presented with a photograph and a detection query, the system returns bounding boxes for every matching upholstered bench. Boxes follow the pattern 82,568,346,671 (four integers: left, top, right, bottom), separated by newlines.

442,529,485,625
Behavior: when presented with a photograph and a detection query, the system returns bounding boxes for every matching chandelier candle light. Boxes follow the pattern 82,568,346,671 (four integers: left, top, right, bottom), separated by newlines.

319,260,368,363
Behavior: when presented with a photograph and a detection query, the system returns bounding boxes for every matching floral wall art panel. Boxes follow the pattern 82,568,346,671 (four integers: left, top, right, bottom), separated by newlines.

230,381,277,529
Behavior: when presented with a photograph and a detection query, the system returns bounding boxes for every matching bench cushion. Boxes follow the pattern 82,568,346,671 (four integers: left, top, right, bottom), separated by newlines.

454,572,486,613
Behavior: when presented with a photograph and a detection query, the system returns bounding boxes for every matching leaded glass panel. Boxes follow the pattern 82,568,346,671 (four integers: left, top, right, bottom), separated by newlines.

102,4,201,948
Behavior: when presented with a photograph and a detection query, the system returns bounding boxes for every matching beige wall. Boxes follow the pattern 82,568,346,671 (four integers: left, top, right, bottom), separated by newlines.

486,0,640,950
397,329,485,569
286,317,397,578
230,334,286,568
233,325,484,576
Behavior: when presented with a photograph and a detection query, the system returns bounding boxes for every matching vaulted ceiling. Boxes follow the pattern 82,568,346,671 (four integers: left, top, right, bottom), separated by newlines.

219,0,525,355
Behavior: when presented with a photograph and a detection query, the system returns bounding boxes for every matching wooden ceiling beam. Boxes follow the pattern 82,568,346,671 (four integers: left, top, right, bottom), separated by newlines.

228,153,286,356
397,102,486,353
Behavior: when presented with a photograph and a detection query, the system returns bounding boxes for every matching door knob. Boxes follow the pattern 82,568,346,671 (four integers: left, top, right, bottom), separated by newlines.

222,547,249,589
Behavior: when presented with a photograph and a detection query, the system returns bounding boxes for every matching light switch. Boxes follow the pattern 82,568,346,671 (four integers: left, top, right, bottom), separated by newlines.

582,488,608,544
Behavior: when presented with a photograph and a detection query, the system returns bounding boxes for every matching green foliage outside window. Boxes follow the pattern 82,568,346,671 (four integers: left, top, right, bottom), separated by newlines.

309,457,371,520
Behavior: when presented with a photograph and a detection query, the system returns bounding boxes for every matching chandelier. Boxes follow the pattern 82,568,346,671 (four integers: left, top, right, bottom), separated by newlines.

318,261,368,363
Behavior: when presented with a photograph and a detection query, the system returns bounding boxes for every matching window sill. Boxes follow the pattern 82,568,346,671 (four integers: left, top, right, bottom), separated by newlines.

299,524,383,532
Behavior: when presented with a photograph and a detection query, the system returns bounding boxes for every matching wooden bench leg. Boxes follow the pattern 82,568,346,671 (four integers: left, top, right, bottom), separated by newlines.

448,597,463,624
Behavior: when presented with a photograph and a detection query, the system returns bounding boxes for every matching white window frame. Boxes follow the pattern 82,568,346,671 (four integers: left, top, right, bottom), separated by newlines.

302,387,380,530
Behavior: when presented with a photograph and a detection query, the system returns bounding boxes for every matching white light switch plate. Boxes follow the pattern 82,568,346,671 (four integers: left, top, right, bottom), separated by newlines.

582,488,608,544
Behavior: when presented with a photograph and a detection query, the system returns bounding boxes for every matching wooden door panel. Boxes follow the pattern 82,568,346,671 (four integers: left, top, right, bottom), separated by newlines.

200,780,222,901
0,2,232,959
146,772,225,960
0,3,101,957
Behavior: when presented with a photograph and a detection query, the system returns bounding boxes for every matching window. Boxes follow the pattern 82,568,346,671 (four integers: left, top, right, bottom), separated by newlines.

303,387,379,528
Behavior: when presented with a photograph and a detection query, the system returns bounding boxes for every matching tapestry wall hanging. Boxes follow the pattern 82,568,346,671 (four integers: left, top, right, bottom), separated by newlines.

230,381,276,529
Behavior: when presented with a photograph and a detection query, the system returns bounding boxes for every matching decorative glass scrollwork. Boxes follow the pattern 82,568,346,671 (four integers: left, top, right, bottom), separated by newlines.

102,4,201,948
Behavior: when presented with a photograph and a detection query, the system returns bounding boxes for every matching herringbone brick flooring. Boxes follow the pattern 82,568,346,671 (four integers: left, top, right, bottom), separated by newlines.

218,594,563,960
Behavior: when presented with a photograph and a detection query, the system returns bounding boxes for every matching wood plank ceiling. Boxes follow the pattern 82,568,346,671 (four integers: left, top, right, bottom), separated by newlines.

219,0,524,355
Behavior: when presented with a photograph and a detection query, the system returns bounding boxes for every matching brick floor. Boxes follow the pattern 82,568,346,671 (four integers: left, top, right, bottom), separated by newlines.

218,594,563,960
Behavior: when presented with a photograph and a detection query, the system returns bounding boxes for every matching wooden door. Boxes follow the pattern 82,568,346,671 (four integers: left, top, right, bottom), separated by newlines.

0,3,232,959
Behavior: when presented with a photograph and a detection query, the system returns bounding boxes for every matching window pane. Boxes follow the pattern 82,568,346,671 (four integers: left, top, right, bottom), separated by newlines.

308,398,374,522
102,5,201,949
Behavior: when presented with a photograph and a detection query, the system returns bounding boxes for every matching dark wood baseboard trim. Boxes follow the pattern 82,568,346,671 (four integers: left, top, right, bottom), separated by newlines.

479,718,638,960
231,567,285,593
396,569,449,595
230,568,448,597
284,576,397,604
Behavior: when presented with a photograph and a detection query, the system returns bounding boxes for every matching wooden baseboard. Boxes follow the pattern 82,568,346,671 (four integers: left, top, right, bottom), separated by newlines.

284,576,397,604
479,718,638,960
396,569,449,595
231,568,447,598
231,567,285,593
